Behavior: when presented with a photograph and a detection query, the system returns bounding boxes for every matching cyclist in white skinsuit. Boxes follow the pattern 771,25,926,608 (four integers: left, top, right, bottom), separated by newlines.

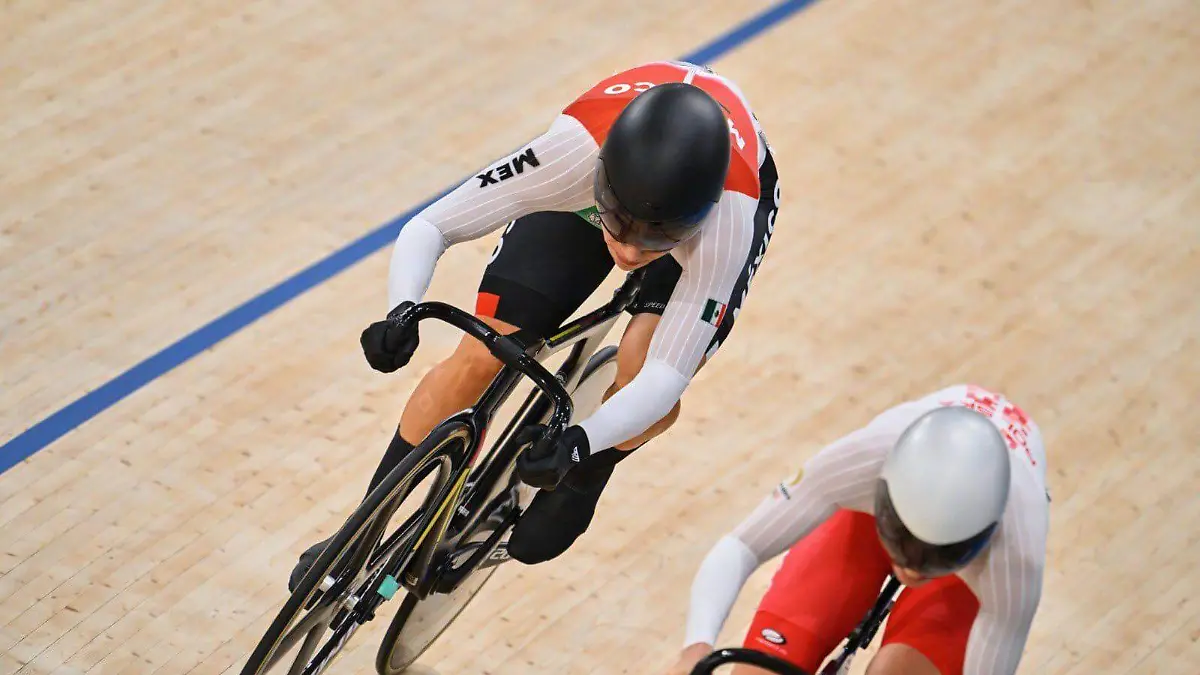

669,384,1050,675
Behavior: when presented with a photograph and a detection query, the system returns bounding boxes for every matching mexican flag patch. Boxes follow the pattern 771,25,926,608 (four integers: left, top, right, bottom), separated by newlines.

701,299,728,327
575,206,603,229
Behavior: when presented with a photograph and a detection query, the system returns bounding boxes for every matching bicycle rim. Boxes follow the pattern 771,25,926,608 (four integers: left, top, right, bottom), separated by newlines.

240,425,469,675
376,564,498,675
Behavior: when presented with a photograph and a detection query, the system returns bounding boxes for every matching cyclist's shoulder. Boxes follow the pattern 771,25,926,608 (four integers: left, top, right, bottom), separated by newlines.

560,61,761,161
964,482,1049,593
560,61,691,144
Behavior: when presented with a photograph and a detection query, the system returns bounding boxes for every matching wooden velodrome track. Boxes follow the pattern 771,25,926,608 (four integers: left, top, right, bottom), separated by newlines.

2,1,1197,673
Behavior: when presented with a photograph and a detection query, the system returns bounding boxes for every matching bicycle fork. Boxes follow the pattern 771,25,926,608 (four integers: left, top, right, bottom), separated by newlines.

820,577,901,674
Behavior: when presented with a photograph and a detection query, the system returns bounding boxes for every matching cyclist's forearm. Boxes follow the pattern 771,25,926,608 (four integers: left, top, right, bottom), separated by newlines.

683,535,761,647
577,359,688,451
387,216,448,309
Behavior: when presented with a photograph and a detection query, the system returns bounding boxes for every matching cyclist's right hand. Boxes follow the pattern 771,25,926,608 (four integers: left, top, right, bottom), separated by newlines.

361,301,419,373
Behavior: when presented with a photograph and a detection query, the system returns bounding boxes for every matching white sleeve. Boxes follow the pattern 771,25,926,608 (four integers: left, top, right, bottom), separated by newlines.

680,418,902,646
386,115,597,310
731,420,897,560
576,360,687,451
961,476,1049,674
682,535,760,647
575,192,756,451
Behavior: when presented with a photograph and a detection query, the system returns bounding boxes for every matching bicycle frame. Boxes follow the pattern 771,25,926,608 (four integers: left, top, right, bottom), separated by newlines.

449,270,644,531
369,270,646,601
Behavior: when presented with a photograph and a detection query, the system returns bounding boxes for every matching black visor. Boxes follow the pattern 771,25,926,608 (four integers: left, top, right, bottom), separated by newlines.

874,479,997,577
593,159,713,252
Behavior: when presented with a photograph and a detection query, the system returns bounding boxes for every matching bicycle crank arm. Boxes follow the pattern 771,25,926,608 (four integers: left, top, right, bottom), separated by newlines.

433,503,519,594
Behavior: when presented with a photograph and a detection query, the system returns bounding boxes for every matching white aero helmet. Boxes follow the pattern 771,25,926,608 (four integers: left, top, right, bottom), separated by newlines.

874,405,1012,576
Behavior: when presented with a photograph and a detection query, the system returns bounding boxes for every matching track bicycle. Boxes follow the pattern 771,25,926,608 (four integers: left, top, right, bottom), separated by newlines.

240,269,647,675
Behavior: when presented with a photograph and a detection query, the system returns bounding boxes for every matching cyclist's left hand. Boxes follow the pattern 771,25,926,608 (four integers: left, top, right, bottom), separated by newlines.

360,301,419,373
515,424,588,490
667,643,714,675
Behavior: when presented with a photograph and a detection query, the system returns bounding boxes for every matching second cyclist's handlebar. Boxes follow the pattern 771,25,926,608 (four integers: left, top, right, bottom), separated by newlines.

399,300,573,436
690,648,812,675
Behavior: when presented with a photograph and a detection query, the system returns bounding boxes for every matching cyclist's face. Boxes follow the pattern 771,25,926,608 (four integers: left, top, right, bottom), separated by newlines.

602,226,670,270
890,563,932,588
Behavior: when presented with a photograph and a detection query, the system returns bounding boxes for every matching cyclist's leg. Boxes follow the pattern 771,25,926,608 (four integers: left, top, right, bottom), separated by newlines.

292,211,612,585
506,438,635,564
506,258,682,565
584,305,701,450
358,312,520,490
735,510,892,675
867,576,979,675
610,297,682,450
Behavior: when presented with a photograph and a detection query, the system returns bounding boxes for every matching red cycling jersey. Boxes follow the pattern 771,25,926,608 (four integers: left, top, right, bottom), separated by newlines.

563,61,762,199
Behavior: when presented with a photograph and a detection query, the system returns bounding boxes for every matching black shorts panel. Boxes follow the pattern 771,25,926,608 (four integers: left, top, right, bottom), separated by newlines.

478,211,613,337
625,255,682,316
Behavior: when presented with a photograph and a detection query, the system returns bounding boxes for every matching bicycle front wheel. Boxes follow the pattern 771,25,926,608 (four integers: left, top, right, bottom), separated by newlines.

376,562,499,675
374,345,620,674
240,422,469,675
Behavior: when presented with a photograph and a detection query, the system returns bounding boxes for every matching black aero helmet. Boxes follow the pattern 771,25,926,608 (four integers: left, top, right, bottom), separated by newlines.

594,82,731,251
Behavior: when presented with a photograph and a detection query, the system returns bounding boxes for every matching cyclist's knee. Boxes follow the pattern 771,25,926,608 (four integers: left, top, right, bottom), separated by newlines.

447,335,503,383
443,315,521,384
612,348,643,391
